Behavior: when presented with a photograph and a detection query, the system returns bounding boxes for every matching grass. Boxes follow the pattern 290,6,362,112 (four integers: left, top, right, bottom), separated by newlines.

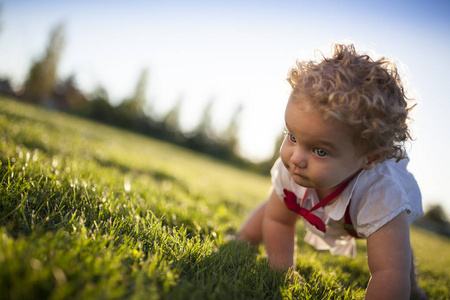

0,96,449,299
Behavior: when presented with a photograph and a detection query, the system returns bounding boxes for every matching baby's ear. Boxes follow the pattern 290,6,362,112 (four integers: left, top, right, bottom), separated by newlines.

362,149,386,170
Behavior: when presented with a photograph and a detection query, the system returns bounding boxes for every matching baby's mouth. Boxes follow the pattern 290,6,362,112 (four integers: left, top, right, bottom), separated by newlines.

291,169,308,180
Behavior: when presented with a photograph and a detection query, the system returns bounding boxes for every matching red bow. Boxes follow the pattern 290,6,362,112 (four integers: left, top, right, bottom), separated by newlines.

282,176,356,234
283,189,326,232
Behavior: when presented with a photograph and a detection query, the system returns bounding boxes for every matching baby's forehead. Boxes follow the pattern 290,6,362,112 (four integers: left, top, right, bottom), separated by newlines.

288,90,355,119
287,98,360,133
287,92,315,109
287,93,330,118
286,99,349,128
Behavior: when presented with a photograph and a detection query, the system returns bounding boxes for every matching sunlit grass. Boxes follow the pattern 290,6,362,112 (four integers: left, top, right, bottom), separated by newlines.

1,96,448,299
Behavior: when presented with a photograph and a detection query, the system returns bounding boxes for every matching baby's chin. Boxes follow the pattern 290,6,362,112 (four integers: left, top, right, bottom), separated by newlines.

290,174,314,188
290,174,340,190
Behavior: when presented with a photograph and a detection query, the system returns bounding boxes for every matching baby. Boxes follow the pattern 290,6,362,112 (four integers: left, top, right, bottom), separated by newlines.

238,44,427,299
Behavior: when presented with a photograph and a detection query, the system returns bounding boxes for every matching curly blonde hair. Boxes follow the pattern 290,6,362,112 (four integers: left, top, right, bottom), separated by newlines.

287,44,413,160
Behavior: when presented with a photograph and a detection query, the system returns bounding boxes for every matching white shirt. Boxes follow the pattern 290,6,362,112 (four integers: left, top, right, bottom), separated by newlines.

271,157,423,258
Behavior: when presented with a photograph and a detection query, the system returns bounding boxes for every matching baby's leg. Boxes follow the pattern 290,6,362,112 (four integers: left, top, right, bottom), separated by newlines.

237,200,268,244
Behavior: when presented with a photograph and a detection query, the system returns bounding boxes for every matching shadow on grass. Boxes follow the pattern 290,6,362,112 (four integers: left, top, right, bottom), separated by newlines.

161,241,287,300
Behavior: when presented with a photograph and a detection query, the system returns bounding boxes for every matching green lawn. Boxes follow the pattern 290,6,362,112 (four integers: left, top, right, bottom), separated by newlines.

1,97,449,299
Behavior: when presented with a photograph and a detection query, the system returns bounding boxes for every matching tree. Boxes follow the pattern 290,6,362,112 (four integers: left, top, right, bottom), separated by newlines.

163,96,183,132
86,86,115,123
53,75,88,110
117,69,148,118
23,23,65,104
194,98,215,141
423,204,449,224
115,69,150,130
222,103,243,155
161,96,187,143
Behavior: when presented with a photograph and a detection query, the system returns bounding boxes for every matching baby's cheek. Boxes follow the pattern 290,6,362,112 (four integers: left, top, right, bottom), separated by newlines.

279,149,289,167
315,170,339,188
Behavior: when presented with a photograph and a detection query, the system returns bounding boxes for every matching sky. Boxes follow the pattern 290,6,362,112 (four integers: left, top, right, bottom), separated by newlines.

0,0,449,215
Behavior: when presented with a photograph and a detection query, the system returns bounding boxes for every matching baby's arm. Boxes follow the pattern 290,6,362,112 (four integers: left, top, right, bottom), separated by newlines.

262,189,299,270
365,211,412,299
237,189,298,270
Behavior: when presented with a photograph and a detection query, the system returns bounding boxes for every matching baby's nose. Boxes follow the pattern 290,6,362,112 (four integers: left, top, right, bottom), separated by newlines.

291,149,307,168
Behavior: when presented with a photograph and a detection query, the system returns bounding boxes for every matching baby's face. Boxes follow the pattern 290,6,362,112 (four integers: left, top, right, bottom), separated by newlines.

280,96,367,194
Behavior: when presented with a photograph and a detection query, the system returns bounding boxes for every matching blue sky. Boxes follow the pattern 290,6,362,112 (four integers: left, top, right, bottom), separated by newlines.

1,0,449,215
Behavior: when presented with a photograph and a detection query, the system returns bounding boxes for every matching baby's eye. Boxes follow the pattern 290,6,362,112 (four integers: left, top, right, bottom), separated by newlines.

314,148,328,157
287,133,297,143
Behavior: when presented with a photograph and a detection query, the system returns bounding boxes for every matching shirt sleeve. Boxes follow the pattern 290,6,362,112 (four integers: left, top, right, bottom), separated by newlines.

350,160,423,238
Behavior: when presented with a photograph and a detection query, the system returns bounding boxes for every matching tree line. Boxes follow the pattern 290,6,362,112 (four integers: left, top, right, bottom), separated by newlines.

0,22,279,174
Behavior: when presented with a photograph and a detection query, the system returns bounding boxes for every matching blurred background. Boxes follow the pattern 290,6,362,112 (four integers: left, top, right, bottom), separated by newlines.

0,0,449,217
